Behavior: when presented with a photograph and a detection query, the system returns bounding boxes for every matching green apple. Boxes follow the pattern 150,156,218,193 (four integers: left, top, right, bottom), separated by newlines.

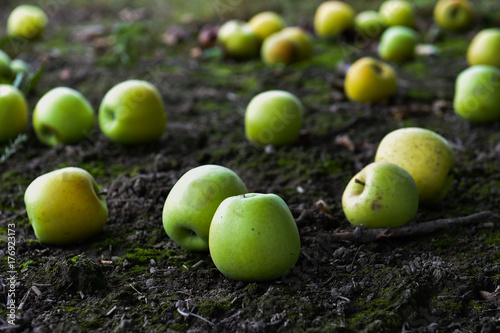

453,65,500,122
314,1,355,39
374,127,455,206
261,32,297,66
344,57,397,103
10,59,31,76
248,11,285,41
33,87,95,147
217,20,260,60
7,5,48,40
209,193,301,282
0,50,13,81
245,90,303,146
0,85,28,143
354,10,386,38
379,0,415,28
24,167,108,245
342,162,419,229
279,27,313,61
162,164,248,252
434,0,475,32
467,28,500,68
378,26,419,62
98,80,166,144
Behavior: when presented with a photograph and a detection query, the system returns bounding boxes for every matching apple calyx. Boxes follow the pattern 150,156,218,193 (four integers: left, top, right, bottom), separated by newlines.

370,63,384,76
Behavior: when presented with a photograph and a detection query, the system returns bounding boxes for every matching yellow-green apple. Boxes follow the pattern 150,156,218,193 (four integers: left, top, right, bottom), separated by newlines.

0,85,28,143
379,0,415,28
453,65,500,122
248,11,285,41
375,127,455,206
209,193,300,282
433,0,474,32
98,80,166,144
0,50,13,81
10,59,31,76
467,28,500,68
162,164,248,252
260,32,297,66
245,90,303,146
217,20,260,60
314,1,355,39
7,5,48,40
344,57,397,103
342,162,419,229
24,167,108,245
279,27,313,61
33,87,95,147
354,10,386,38
378,26,419,62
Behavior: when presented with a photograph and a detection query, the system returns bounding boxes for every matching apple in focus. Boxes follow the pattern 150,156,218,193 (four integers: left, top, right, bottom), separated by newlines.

24,167,108,245
245,90,304,147
217,20,260,60
379,0,415,28
7,5,48,40
467,28,500,68
0,84,28,143
209,193,301,282
342,162,419,229
433,0,475,32
33,87,96,147
248,11,285,41
98,80,166,144
344,57,397,103
314,1,355,39
378,25,419,62
162,164,248,252
375,127,455,206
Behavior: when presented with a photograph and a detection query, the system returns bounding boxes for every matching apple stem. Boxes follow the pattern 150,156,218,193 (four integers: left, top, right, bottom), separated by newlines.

354,178,365,186
97,190,108,196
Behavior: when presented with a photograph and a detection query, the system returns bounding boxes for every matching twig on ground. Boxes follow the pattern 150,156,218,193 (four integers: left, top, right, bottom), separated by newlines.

321,211,498,243
177,307,214,326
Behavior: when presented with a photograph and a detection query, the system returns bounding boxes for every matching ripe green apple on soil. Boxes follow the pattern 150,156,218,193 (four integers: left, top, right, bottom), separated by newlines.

260,32,297,66
378,26,419,62
354,10,386,38
248,11,285,41
433,0,475,32
375,127,455,206
209,193,301,282
245,90,304,147
162,165,248,252
379,0,415,28
314,1,355,39
24,167,108,245
342,162,419,229
7,4,48,40
0,84,28,143
99,80,166,144
453,65,500,122
217,20,260,60
344,57,397,103
279,27,313,61
467,28,500,68
33,87,95,147
0,50,13,81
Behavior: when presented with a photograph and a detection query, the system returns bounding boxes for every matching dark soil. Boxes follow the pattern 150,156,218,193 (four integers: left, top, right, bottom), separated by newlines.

1,1,500,332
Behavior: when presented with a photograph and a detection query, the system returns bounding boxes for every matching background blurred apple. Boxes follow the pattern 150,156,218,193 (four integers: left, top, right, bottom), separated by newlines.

0,50,13,81
162,164,248,252
378,26,419,62
467,28,500,68
344,57,397,103
354,10,386,38
217,20,260,60
33,87,95,146
433,0,475,32
24,167,108,245
209,193,301,282
279,27,313,61
245,90,303,146
261,32,297,65
10,59,31,76
248,11,285,41
379,0,415,28
453,65,500,122
375,127,455,206
0,85,28,143
7,4,48,40
342,162,419,229
314,1,355,39
99,80,166,144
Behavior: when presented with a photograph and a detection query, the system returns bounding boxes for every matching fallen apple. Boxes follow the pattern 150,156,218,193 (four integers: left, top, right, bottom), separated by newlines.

217,20,260,60
342,161,419,228
453,65,500,122
248,11,285,41
98,80,167,144
24,167,108,245
7,4,48,40
33,87,96,147
379,0,415,28
467,28,500,68
261,32,297,66
279,27,313,61
378,25,419,62
354,10,386,38
433,0,475,32
0,84,28,143
314,1,355,39
162,164,248,252
245,90,304,146
375,127,455,206
344,57,397,103
209,193,301,282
